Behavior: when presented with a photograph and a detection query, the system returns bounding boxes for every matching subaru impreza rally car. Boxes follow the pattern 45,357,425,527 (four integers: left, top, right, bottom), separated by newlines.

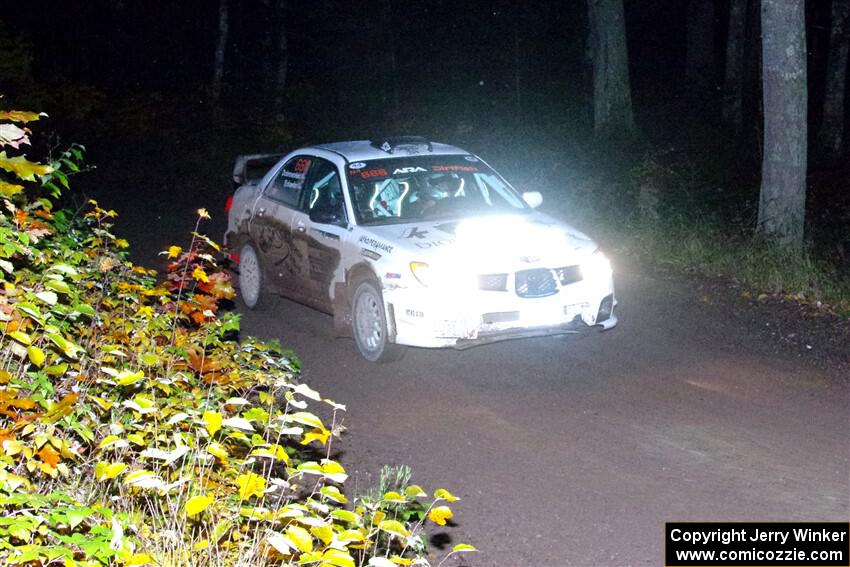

224,136,617,362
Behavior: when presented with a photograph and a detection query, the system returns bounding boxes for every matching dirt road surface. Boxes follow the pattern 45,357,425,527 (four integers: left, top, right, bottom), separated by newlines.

235,257,849,566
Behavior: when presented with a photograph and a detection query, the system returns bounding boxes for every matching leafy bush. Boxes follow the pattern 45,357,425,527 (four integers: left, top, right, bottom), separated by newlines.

0,107,474,565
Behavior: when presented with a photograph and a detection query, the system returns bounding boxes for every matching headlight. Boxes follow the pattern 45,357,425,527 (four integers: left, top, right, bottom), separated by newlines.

580,249,612,282
410,261,437,287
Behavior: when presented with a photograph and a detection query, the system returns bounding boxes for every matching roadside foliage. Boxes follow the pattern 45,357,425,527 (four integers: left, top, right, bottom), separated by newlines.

0,106,474,565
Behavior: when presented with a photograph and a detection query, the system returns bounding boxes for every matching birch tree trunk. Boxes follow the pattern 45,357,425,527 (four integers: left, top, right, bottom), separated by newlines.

723,0,747,134
818,0,850,158
586,0,634,136
212,0,229,103
758,0,807,251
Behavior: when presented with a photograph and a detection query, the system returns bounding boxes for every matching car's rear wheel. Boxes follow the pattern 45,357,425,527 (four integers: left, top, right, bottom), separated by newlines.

238,243,276,310
352,280,405,362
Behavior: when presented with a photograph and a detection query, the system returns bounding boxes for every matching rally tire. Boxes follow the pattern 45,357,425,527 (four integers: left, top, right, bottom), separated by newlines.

238,243,277,310
351,280,406,363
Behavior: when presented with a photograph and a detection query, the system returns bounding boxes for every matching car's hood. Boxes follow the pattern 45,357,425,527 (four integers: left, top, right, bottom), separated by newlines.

359,212,597,271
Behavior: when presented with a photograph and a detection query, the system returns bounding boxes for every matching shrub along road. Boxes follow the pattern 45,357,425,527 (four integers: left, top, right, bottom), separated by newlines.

233,254,849,566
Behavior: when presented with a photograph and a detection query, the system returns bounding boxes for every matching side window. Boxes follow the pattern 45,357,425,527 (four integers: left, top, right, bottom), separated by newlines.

265,156,313,207
303,159,346,223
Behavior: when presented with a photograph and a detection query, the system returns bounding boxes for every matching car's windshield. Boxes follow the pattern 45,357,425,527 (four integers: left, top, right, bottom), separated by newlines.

347,155,528,225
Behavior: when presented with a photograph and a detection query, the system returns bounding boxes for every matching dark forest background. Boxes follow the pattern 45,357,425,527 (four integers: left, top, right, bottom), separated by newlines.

1,0,848,298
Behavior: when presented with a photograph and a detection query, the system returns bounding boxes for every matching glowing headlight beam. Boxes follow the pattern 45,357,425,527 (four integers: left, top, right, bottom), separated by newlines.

580,250,613,281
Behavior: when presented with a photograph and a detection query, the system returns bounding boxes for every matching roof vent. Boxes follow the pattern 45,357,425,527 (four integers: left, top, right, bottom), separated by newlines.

370,136,434,154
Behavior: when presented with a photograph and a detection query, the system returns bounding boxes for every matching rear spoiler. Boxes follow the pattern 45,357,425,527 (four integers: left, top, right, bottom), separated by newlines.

232,153,284,187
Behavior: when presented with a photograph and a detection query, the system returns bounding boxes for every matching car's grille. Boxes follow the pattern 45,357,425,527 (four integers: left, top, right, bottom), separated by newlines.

477,273,508,291
515,268,558,298
554,265,582,286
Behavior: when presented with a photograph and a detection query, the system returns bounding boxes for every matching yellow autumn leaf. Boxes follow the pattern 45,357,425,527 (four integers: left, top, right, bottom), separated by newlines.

94,462,127,481
206,442,229,461
203,411,222,436
285,525,313,553
288,411,325,430
0,152,53,181
90,396,114,412
433,488,459,502
167,245,182,258
135,306,153,318
3,440,24,456
320,460,348,482
428,505,453,526
236,472,266,500
0,110,45,123
0,181,23,197
116,370,145,386
27,346,45,367
300,429,330,446
186,495,214,518
125,553,154,566
9,331,32,345
452,544,478,552
310,524,334,546
404,485,426,498
382,491,406,503
377,520,411,537
192,266,209,283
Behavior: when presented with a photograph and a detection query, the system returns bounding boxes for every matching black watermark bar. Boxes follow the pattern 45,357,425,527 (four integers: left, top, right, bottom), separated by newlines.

666,522,850,567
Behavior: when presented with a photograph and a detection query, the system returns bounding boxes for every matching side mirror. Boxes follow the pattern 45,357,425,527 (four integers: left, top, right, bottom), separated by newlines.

522,191,543,209
309,207,343,225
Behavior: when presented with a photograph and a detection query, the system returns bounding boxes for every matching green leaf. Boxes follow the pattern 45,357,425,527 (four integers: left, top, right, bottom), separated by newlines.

45,279,72,294
452,543,478,552
35,290,58,305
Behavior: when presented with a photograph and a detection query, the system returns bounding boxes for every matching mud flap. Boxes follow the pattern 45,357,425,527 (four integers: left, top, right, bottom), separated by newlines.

333,281,353,337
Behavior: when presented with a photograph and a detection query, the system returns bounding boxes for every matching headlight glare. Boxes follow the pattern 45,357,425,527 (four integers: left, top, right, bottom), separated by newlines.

580,250,612,281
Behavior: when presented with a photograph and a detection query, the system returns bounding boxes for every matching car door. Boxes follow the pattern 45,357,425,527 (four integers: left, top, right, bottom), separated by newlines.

289,157,348,312
248,155,314,293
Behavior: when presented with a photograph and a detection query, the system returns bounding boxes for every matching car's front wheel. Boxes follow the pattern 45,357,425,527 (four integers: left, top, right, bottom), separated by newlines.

238,243,276,310
351,280,405,362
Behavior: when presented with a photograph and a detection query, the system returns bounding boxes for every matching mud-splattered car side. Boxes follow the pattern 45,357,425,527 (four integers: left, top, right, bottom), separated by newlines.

225,137,617,362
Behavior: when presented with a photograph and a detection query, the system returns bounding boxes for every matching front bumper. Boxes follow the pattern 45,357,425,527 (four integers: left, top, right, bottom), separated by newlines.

384,278,617,349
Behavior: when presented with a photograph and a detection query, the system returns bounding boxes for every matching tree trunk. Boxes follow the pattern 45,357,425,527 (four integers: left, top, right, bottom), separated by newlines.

723,0,747,134
758,0,807,251
586,0,634,136
274,0,288,109
818,0,850,158
743,0,762,141
513,11,522,122
212,0,229,103
382,0,400,121
685,0,717,112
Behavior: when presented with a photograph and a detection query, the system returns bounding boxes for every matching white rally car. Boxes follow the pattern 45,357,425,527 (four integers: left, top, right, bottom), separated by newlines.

224,137,617,362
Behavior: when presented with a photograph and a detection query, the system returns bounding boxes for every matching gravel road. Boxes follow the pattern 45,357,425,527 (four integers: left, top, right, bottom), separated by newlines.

235,256,850,566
